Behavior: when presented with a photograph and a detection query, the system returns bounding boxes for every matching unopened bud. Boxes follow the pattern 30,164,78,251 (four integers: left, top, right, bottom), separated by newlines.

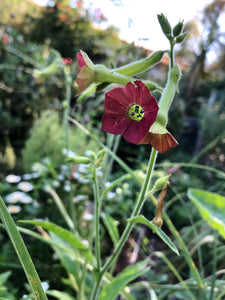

153,175,171,191
66,155,91,164
175,32,187,44
173,20,184,37
157,14,172,37
96,149,106,160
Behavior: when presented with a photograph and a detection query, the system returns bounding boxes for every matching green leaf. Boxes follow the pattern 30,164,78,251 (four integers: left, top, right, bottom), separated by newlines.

188,188,225,238
0,196,48,300
49,232,80,289
46,289,75,300
101,213,119,246
98,260,149,300
0,271,12,285
128,215,179,255
20,220,93,263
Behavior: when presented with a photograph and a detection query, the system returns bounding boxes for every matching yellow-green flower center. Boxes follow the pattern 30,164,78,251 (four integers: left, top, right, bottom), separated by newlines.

128,104,144,121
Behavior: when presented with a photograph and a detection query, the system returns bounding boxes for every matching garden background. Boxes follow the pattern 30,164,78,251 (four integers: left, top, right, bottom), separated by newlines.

0,0,225,299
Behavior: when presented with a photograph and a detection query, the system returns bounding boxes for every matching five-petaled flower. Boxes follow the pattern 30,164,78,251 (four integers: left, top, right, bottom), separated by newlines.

76,50,95,96
102,80,159,144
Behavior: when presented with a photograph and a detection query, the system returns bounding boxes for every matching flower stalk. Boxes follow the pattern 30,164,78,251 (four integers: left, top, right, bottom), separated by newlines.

90,148,158,300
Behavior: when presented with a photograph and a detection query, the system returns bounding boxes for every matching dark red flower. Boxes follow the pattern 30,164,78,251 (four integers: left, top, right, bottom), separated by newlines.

102,80,159,144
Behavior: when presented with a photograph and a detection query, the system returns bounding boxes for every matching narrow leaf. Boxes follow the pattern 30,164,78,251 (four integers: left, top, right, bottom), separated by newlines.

19,220,93,263
46,289,75,300
101,213,119,246
128,215,179,255
0,196,48,300
98,260,149,300
188,188,225,238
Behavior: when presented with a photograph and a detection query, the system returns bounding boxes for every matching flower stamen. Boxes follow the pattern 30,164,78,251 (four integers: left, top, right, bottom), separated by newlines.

128,104,144,121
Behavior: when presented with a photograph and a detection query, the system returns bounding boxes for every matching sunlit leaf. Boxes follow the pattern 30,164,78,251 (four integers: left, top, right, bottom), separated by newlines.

128,215,179,255
188,188,225,238
98,260,149,300
20,220,93,263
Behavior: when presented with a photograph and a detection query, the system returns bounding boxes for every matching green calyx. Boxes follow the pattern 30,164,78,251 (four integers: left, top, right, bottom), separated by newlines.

128,104,144,121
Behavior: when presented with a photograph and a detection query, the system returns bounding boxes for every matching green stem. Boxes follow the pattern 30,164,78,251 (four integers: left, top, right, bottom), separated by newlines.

93,165,101,271
161,209,208,300
64,69,72,151
90,147,158,300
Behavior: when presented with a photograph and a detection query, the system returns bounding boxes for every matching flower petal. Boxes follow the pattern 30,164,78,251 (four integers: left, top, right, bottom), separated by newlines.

102,113,132,135
77,51,86,68
139,131,178,153
106,82,138,108
104,93,128,114
133,81,159,112
123,114,155,144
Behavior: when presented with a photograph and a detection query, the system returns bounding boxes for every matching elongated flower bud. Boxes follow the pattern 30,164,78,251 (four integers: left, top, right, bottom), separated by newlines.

113,50,165,76
157,14,172,38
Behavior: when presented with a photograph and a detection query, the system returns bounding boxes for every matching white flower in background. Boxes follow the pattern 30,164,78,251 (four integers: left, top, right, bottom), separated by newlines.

23,173,33,180
6,191,26,203
7,205,21,214
116,187,122,195
82,239,89,248
57,174,65,181
52,180,60,188
5,174,21,183
18,181,34,192
41,281,49,291
83,212,93,221
64,183,71,192
107,191,117,199
6,191,33,204
19,194,33,204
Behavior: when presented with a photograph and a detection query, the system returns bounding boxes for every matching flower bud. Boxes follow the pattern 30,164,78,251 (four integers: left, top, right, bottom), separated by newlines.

153,175,171,191
66,155,91,164
113,50,165,76
96,148,106,160
173,20,184,37
157,14,172,37
175,32,187,44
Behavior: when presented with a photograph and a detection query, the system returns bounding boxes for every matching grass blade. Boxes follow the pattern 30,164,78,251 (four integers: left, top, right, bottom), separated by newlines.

0,196,48,300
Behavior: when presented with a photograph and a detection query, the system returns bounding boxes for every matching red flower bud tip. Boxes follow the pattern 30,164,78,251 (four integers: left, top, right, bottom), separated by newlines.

2,33,9,44
62,57,73,65
75,50,95,96
139,122,178,153
102,80,159,144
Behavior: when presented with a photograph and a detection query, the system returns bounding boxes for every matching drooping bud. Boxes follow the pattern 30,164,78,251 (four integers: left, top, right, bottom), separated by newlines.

152,182,170,228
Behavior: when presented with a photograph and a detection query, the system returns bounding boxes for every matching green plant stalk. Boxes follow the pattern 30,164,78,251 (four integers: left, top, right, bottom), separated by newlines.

209,233,217,300
45,184,74,231
154,199,208,300
154,252,195,300
102,135,121,187
90,148,158,300
64,69,72,151
0,196,48,300
93,164,101,271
